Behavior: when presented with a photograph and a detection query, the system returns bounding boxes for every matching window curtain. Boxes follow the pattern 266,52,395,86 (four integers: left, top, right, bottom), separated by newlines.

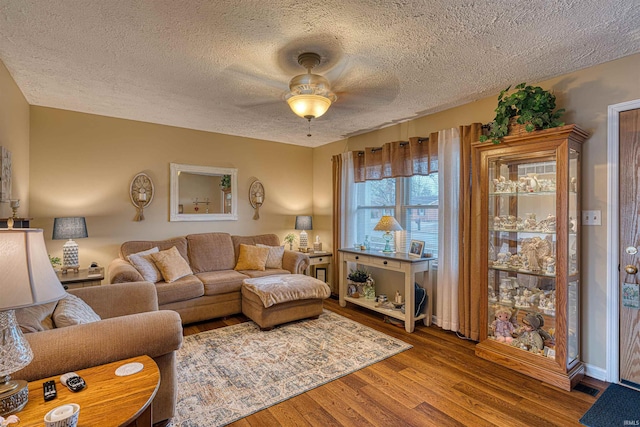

352,137,437,182
331,152,357,288
436,128,461,331
459,123,482,340
435,123,482,336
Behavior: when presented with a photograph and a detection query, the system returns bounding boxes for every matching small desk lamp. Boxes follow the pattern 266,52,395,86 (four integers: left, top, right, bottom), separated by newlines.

374,215,403,253
52,217,88,273
0,226,66,415
295,215,313,252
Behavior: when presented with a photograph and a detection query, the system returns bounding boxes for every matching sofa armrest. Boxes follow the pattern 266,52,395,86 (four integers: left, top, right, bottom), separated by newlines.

282,250,310,274
108,258,144,283
14,310,183,382
70,281,158,319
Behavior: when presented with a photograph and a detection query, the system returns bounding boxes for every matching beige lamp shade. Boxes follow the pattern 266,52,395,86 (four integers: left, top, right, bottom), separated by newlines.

286,94,333,119
374,215,403,232
0,228,66,310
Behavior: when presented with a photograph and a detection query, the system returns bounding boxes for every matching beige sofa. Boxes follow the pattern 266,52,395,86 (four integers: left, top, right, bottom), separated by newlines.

14,281,183,425
108,233,310,325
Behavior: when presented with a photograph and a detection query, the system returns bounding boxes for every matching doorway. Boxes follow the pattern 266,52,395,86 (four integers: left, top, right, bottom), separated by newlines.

607,99,640,386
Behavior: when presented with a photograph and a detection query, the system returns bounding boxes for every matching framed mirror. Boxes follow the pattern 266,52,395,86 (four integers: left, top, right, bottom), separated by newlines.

170,163,238,221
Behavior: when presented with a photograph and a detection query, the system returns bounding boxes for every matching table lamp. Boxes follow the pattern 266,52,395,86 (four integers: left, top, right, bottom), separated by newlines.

295,215,313,252
0,227,67,415
52,217,88,273
374,215,403,253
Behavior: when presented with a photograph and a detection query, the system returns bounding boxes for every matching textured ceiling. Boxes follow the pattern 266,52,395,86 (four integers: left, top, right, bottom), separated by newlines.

0,1,638,147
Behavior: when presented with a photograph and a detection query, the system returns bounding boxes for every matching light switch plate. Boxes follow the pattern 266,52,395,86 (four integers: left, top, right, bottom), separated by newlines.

582,210,602,226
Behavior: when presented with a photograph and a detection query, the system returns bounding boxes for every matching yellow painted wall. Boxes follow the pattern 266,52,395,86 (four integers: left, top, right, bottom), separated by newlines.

29,107,314,273
0,60,30,217
313,53,640,374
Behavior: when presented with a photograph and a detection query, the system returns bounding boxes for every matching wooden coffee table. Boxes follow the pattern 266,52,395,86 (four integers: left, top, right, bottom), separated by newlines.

16,355,159,427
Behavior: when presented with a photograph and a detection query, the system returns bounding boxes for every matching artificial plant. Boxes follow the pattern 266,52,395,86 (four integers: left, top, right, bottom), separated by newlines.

480,83,565,144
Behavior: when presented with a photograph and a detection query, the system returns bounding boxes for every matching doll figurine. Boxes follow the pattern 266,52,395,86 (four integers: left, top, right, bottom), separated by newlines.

511,312,552,354
491,307,516,343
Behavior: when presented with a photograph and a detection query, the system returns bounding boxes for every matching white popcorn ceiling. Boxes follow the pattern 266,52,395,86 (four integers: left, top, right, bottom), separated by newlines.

0,1,638,147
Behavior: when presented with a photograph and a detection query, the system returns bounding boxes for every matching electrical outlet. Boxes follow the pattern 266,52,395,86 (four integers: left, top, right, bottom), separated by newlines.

582,210,602,226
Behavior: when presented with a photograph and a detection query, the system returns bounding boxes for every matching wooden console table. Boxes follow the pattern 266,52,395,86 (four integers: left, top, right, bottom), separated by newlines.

18,355,159,426
338,248,434,333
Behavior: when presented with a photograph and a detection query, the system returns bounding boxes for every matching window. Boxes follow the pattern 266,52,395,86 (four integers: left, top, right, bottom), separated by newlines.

354,174,439,256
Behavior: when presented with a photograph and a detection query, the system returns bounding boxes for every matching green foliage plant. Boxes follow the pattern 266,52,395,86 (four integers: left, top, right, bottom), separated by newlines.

480,83,565,144
283,233,296,249
347,268,369,283
220,175,231,190
49,254,61,268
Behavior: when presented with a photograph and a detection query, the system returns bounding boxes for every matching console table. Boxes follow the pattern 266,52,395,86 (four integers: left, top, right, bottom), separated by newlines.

57,268,104,290
18,355,159,426
338,248,434,333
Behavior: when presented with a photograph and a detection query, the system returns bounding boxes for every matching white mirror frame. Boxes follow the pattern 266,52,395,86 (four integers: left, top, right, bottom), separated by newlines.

170,163,238,222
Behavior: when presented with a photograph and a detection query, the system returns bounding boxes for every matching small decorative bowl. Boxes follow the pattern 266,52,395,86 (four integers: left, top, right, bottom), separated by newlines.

44,403,80,427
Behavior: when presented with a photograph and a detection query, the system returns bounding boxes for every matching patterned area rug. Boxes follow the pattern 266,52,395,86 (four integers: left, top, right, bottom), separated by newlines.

170,310,412,426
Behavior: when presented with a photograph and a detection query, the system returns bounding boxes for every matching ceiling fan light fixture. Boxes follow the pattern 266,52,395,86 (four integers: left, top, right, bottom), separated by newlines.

285,52,337,120
286,94,333,119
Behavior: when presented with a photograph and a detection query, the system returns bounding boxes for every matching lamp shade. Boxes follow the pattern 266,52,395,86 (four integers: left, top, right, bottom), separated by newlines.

295,216,313,231
286,94,332,119
374,215,403,232
0,229,66,311
52,217,88,240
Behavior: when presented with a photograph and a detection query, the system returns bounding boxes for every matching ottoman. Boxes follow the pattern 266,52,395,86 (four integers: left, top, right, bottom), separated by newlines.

242,274,331,330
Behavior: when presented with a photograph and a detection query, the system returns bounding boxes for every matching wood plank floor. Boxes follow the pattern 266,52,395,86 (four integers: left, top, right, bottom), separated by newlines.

182,298,607,427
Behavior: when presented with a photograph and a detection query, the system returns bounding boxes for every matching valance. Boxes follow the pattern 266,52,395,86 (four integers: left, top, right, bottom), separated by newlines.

352,135,438,182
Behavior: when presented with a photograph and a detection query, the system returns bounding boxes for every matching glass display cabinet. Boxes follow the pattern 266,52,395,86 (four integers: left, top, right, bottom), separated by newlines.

471,125,588,390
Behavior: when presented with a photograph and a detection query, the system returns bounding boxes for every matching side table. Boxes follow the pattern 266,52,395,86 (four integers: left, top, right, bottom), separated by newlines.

305,252,333,295
17,355,159,427
57,268,104,290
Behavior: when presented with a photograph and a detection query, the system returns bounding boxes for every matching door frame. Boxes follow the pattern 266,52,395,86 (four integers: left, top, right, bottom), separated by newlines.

606,98,640,383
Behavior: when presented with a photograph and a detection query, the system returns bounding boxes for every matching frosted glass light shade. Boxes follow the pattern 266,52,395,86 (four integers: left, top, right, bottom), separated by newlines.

286,95,332,119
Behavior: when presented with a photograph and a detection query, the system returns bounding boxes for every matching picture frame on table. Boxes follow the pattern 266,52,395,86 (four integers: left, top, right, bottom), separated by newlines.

315,267,327,283
409,240,425,257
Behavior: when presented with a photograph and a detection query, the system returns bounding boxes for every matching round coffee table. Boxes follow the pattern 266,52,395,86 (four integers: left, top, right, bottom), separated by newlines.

16,355,159,426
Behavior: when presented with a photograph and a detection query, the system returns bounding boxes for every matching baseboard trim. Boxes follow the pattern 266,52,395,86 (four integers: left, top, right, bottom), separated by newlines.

584,363,607,382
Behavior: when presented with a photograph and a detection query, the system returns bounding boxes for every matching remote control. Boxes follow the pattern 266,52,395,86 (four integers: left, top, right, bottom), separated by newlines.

60,372,86,393
43,380,57,401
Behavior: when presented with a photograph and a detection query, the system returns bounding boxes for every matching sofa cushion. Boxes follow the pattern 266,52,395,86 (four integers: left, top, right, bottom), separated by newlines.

186,233,235,273
151,246,194,283
240,268,291,278
234,244,269,271
231,234,280,263
196,270,248,295
120,237,188,262
15,301,58,333
127,247,162,283
256,244,285,269
53,293,102,328
155,275,205,305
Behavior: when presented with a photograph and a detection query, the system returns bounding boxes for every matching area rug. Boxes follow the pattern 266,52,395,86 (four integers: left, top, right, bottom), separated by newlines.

580,383,640,426
170,310,411,426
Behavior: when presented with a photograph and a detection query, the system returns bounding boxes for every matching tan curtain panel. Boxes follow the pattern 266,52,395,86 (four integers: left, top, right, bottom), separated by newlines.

331,154,343,291
353,137,436,182
458,123,482,341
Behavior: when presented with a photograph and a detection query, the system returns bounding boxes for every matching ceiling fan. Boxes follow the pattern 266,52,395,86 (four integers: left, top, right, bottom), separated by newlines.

284,52,337,122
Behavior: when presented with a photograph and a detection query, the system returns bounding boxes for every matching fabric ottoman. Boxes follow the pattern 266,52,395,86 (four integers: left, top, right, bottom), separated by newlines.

242,274,331,330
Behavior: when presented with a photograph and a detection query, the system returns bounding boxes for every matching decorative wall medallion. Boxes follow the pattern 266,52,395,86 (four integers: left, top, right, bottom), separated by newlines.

249,180,265,220
130,172,154,221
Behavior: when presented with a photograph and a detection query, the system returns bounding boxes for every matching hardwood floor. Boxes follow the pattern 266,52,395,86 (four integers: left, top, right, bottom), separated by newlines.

182,298,607,426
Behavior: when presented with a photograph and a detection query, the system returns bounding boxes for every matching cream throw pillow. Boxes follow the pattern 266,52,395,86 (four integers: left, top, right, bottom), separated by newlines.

53,293,101,328
234,244,269,271
150,246,193,283
15,301,58,333
256,244,285,269
127,247,162,283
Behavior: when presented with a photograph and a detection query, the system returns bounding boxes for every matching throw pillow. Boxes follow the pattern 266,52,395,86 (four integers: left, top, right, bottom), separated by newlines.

256,244,285,269
127,247,162,283
150,246,193,283
15,301,58,333
53,293,101,328
234,244,269,271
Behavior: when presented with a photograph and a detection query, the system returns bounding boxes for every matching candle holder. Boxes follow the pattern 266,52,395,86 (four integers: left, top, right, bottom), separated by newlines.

129,173,154,222
9,199,19,219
